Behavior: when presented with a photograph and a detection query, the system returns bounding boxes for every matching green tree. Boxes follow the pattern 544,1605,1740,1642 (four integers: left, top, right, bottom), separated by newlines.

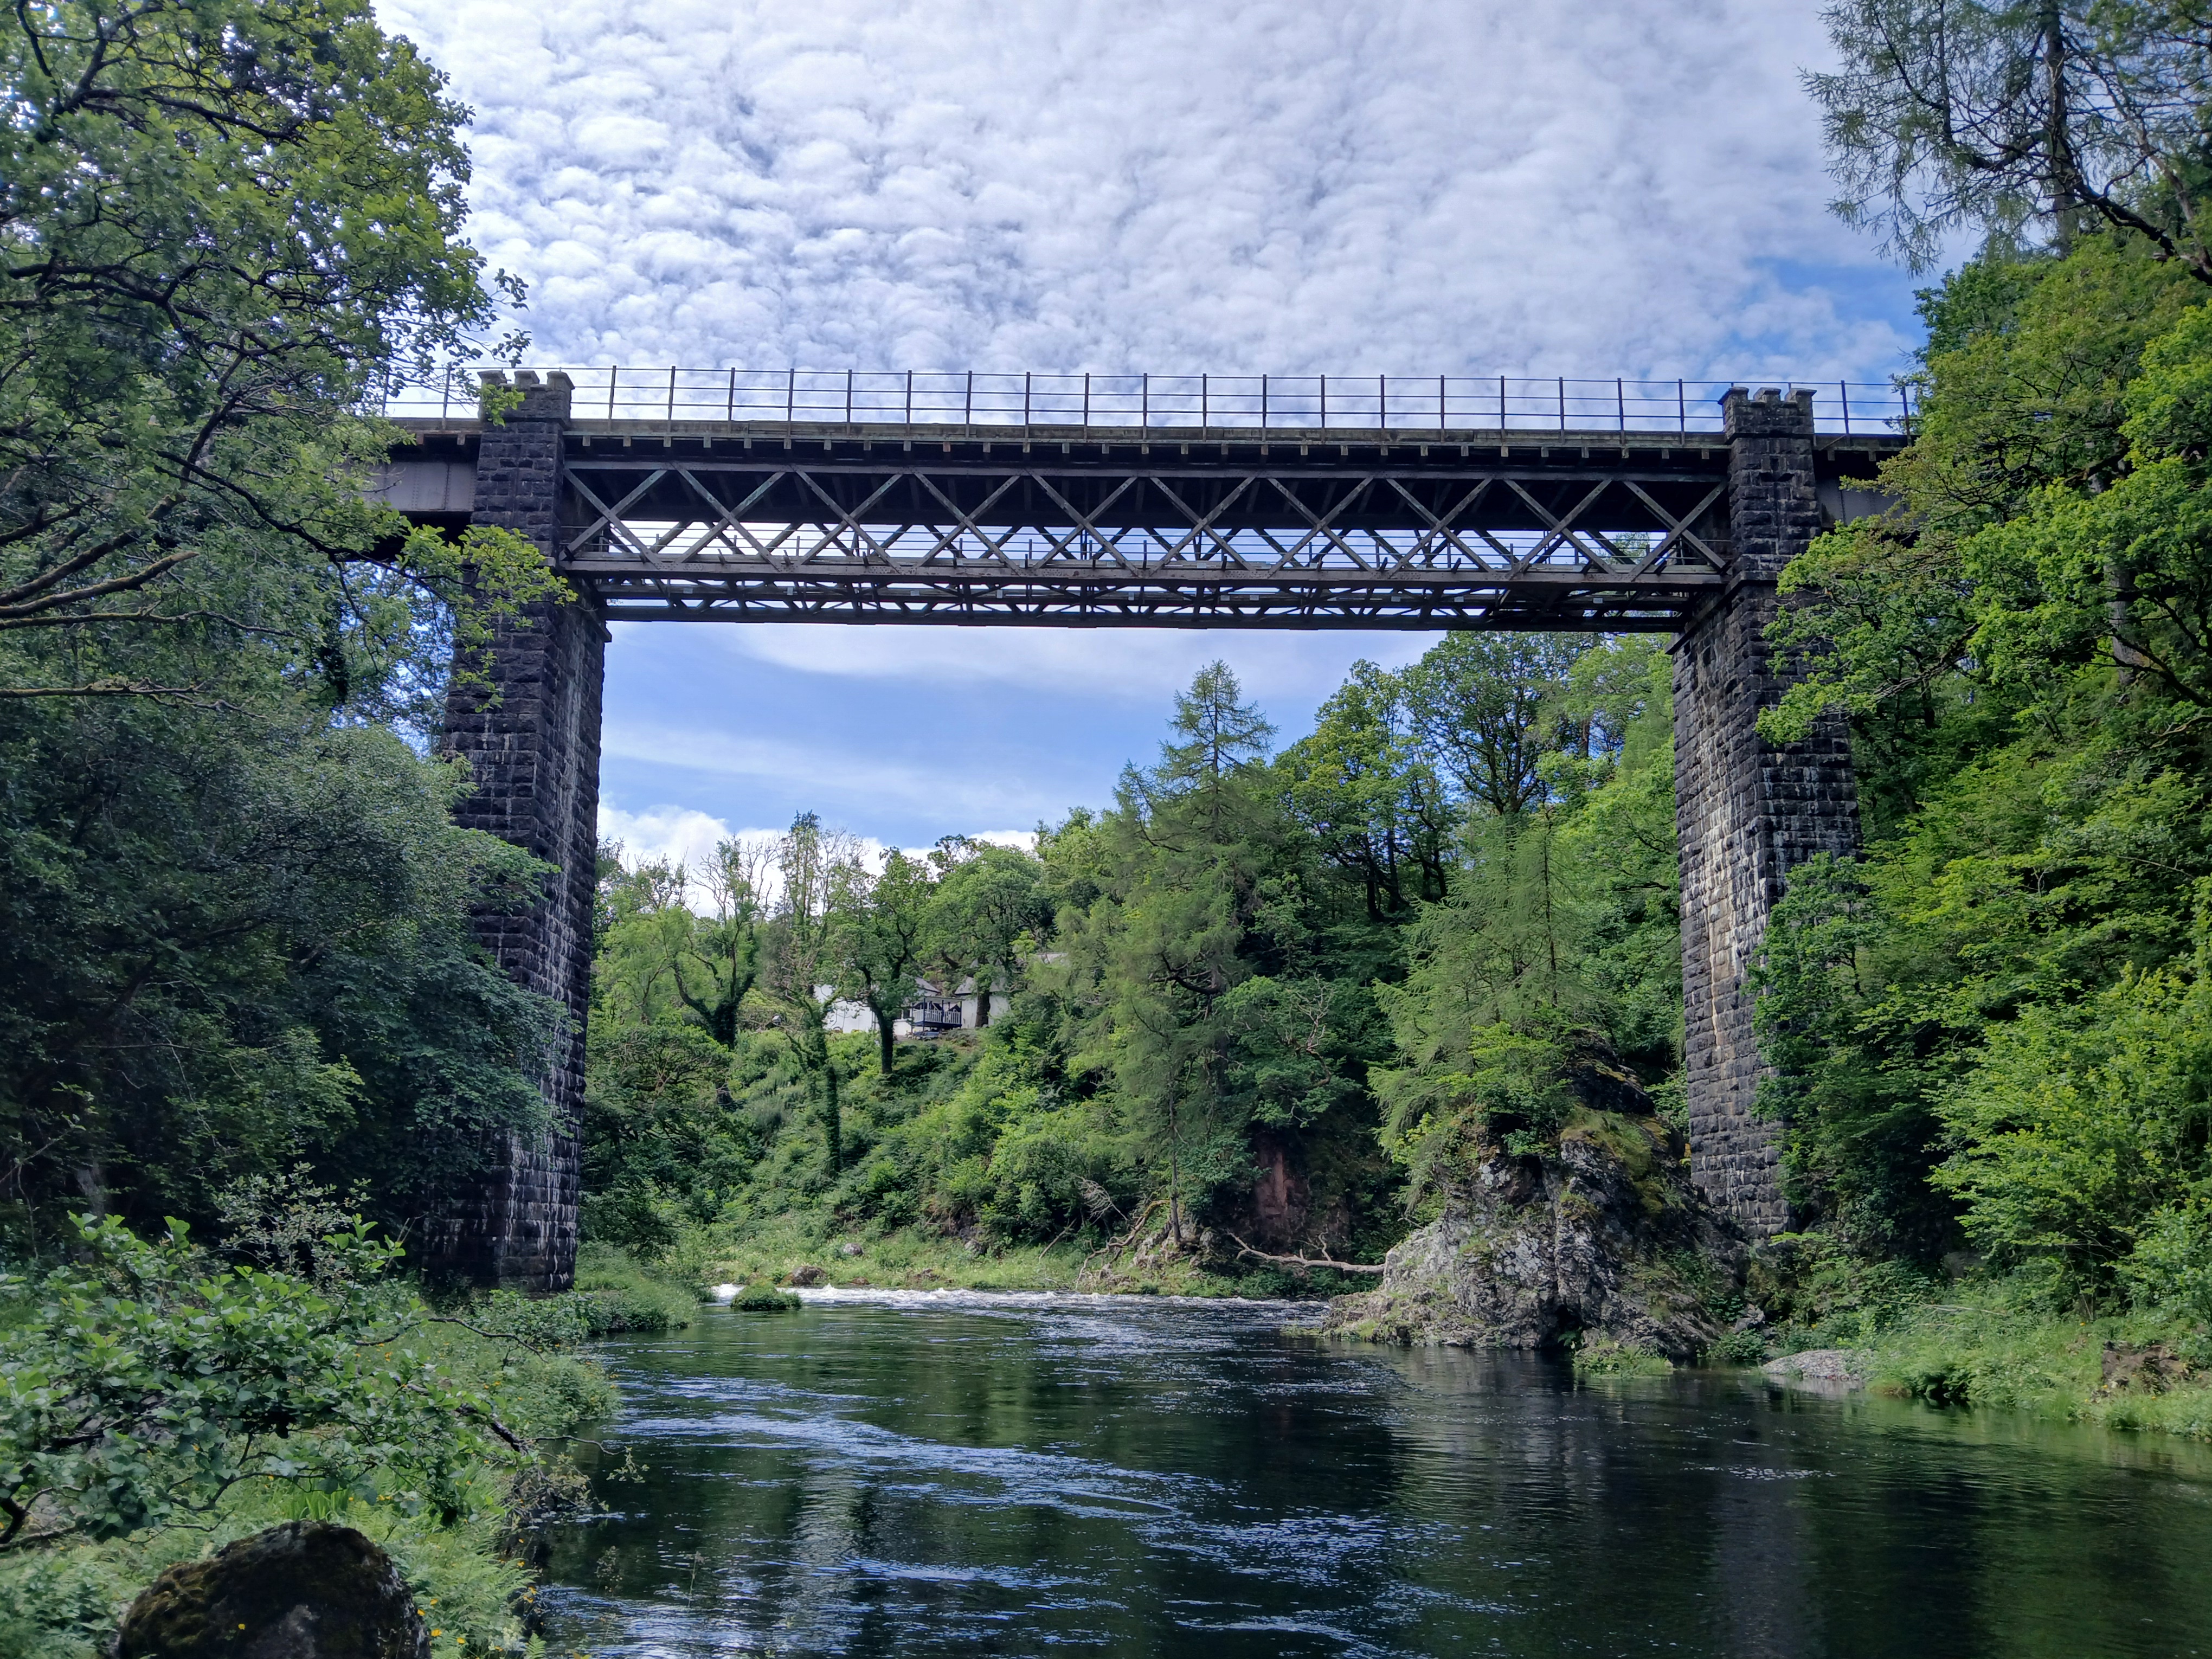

0,713,556,1248
0,0,549,710
1278,660,1452,917
0,1,569,1250
1403,634,1590,815
1049,664,1385,1248
764,813,859,1173
592,846,693,1026
581,844,770,1252
835,849,935,1075
1935,902,2212,1303
1811,1,2212,279
925,838,1048,1026
1372,640,1681,1195
1766,237,2198,757
1130,660,1278,840
672,840,770,1050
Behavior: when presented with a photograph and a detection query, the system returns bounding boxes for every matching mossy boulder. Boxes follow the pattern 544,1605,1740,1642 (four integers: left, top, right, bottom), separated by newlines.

1318,1111,1746,1360
115,1521,426,1659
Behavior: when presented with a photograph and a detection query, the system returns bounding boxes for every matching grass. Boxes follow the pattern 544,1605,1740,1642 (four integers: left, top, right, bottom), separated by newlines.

684,1210,1088,1292
571,1240,703,1330
729,1281,802,1310
1571,1336,1675,1378
1855,1289,2212,1436
1714,1243,2212,1440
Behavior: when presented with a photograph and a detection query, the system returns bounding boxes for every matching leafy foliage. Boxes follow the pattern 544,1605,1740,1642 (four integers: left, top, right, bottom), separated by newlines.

0,703,557,1249
1935,910,2212,1302
0,1216,522,1551
1811,2,2212,279
581,648,1683,1274
0,0,568,1250
1754,223,2212,1311
0,0,550,710
1373,639,1682,1194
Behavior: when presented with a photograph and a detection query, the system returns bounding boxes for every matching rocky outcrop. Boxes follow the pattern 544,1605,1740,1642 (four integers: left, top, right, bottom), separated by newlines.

2100,1341,2195,1396
115,1522,427,1659
1761,1348,1864,1390
1317,1111,1746,1360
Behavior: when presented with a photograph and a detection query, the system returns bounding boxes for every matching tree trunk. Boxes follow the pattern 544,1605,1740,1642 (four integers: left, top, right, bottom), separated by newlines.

2043,4,2079,249
1166,1092,1184,1247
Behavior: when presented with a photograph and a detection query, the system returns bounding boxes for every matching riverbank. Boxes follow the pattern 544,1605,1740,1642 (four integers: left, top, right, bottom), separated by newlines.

667,1211,1378,1301
640,1216,2212,1445
1831,1294,2212,1438
0,1239,696,1659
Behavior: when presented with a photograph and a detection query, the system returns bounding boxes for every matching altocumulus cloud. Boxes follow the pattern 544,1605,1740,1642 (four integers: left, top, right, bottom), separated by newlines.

377,0,1909,380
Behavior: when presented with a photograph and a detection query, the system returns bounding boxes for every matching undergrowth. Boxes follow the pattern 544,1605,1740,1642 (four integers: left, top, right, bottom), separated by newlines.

1859,1288,2212,1436
0,1267,624,1659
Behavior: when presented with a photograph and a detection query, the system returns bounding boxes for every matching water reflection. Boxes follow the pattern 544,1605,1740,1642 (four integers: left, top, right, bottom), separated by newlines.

543,1290,2212,1658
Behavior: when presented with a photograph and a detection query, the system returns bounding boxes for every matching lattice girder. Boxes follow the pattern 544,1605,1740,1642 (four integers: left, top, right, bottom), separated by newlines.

552,438,1761,630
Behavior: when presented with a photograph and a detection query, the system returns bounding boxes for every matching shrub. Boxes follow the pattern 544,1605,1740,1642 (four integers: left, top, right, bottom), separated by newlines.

1571,1336,1673,1377
1937,925,2212,1308
0,1216,523,1548
1703,1329,1770,1367
729,1282,801,1311
2120,1200,2212,1328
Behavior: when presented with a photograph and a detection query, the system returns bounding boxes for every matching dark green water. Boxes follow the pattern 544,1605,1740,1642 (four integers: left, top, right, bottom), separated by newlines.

545,1289,2212,1658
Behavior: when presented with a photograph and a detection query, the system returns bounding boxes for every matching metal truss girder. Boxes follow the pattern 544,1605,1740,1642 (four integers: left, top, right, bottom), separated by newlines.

564,461,1728,535
557,453,1737,629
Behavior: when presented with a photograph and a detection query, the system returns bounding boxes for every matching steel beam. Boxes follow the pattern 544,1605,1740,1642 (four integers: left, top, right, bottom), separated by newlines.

383,416,1902,631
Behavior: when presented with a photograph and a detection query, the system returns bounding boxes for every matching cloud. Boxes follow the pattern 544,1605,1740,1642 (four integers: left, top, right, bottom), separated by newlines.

693,623,1436,705
600,718,1082,825
378,0,1914,383
596,802,751,871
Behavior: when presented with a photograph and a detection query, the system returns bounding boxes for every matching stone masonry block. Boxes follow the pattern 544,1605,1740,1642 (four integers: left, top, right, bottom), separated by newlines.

425,370,601,1291
1674,387,1861,1238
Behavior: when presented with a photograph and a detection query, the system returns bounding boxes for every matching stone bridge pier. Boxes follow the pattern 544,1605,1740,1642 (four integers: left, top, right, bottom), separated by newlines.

410,372,1864,1285
1673,388,1861,1234
422,372,602,1290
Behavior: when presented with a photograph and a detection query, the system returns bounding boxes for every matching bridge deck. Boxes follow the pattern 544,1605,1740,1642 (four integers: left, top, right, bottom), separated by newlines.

383,417,1904,631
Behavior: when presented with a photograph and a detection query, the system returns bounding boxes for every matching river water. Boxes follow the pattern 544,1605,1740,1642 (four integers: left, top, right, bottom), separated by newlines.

542,1289,2212,1658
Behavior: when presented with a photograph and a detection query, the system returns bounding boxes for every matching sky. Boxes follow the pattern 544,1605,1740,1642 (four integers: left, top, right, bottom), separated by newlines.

374,0,1929,868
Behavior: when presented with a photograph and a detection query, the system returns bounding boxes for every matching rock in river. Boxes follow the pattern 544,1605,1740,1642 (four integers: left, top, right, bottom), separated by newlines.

1761,1348,1866,1390
1318,1111,1746,1361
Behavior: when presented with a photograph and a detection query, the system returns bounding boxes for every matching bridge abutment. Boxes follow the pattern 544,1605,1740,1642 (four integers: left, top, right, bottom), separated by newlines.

428,371,601,1290
1674,388,1861,1237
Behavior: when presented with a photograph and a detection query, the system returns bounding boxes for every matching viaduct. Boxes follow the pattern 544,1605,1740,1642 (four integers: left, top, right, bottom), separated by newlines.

378,367,1902,1289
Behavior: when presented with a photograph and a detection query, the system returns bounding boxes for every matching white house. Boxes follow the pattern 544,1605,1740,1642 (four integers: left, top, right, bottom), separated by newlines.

818,973,1012,1038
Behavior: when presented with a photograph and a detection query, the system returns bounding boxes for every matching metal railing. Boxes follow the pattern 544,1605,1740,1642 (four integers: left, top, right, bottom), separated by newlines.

381,368,1916,437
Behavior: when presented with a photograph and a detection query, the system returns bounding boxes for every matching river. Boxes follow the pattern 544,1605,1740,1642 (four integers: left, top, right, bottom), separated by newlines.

541,1289,2212,1657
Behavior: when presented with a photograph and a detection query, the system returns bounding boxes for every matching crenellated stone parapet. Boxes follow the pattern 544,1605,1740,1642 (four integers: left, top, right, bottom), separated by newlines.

426,371,602,1290
1673,388,1861,1236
